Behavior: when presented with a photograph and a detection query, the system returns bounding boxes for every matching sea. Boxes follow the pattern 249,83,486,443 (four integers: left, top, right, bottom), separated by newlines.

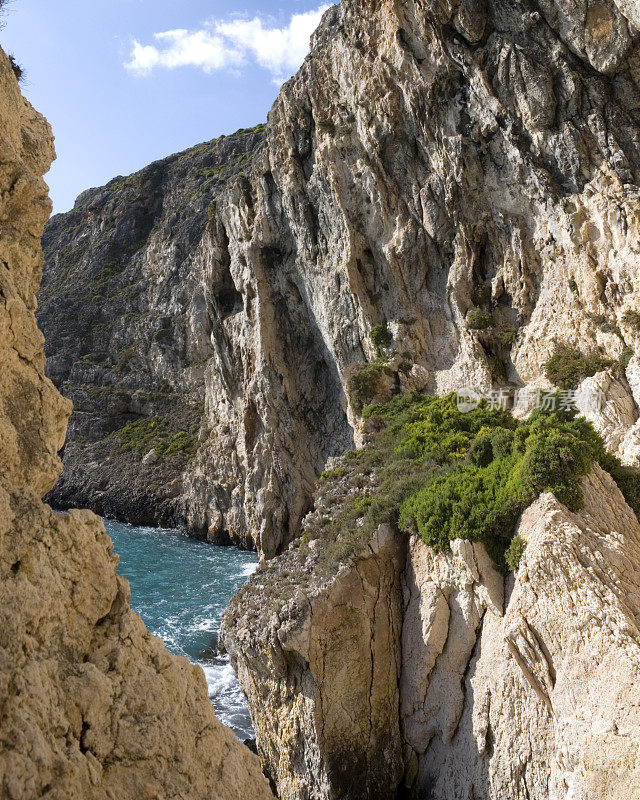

105,520,258,740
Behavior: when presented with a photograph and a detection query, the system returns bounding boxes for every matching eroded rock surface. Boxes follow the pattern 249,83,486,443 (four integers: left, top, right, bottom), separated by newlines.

222,524,405,800
404,465,640,800
0,46,273,800
225,464,640,799
41,0,640,556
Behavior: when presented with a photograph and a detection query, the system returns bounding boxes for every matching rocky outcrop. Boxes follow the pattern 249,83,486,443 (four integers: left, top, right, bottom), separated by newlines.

224,464,640,800
41,0,640,556
222,523,405,800
0,46,274,800
402,465,640,800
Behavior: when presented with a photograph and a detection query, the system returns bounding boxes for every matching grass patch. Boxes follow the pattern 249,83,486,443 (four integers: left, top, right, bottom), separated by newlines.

303,392,640,572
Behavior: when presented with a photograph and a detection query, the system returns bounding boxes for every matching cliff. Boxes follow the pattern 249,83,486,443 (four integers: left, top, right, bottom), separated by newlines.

38,127,265,540
40,0,640,557
33,0,640,796
0,46,273,800
223,461,640,800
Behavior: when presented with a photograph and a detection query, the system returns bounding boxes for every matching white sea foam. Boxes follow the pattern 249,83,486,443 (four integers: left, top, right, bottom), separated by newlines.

105,519,257,740
201,660,254,739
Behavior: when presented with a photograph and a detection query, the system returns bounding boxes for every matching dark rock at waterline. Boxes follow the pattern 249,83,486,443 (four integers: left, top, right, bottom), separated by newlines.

197,632,220,661
243,738,258,755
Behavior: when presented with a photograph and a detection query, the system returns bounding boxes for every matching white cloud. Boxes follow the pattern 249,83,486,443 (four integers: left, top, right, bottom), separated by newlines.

125,5,330,81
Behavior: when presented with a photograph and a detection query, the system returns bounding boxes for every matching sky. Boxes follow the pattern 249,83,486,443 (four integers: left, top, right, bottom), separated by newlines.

0,0,330,213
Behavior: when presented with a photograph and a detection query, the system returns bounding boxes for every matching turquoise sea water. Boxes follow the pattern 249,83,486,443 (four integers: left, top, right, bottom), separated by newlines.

105,520,258,740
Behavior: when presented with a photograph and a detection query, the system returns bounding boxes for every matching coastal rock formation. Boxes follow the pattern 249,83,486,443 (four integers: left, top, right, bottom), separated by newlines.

403,465,640,800
224,465,640,800
222,523,405,800
0,46,274,800
38,127,266,540
40,0,640,556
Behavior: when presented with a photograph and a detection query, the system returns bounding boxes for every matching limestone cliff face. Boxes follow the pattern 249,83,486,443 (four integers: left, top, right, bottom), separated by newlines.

38,128,265,541
0,47,274,800
203,0,640,558
400,466,640,800
222,523,405,800
223,466,640,800
41,0,640,556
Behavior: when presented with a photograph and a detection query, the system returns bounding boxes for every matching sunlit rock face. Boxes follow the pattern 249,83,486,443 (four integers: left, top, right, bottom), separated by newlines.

42,0,640,559
223,466,640,800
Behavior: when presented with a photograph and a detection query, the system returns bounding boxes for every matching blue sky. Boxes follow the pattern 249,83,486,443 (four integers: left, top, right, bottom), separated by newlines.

0,0,329,213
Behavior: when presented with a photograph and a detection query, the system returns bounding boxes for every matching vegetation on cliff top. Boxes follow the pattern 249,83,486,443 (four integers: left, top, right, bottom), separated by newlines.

305,393,640,571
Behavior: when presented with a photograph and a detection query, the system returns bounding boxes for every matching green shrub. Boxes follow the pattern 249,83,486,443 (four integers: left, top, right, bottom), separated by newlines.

501,328,517,346
370,323,392,353
111,416,196,461
319,466,346,482
467,311,495,330
544,343,614,389
161,430,197,459
348,363,392,410
620,347,634,369
353,493,373,514
505,536,526,570
623,310,640,332
307,391,640,573
568,278,578,292
398,403,637,567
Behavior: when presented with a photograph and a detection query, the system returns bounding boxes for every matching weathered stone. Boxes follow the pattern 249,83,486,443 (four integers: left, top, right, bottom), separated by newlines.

222,524,405,800
403,466,640,800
